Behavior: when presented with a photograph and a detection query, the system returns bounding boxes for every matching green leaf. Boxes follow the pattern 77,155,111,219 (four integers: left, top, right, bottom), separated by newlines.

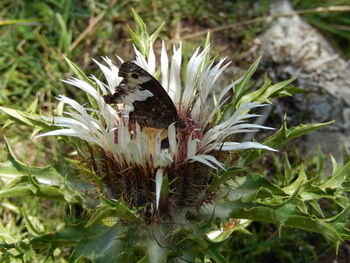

236,73,271,106
29,125,43,140
0,137,63,186
131,8,147,35
232,57,261,106
283,153,293,186
242,119,334,165
0,106,51,129
205,243,227,263
282,165,307,195
206,219,251,243
54,100,64,116
30,224,106,253
309,200,324,217
65,57,94,85
56,13,72,53
128,9,148,56
267,120,334,147
207,167,246,193
21,208,44,237
38,185,66,199
85,206,117,228
0,186,37,198
0,106,35,126
69,223,146,263
0,222,17,243
226,152,350,243
2,119,15,129
28,97,38,113
238,77,298,106
0,137,67,203
320,157,350,190
316,145,325,175
159,174,169,212
86,198,137,227
229,203,345,241
127,8,165,58
227,174,286,203
328,209,350,241
149,22,165,43
127,24,146,55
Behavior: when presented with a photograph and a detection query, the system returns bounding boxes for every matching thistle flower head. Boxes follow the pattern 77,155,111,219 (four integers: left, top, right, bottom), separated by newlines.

38,42,275,221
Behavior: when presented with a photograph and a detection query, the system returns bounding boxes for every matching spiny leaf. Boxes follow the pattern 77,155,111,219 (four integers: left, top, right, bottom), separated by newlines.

21,208,44,237
0,106,51,129
0,106,35,126
320,158,350,190
85,206,118,228
207,167,246,193
86,198,137,227
0,137,63,186
237,77,299,106
232,57,261,106
229,204,345,241
68,224,137,263
242,120,334,165
266,120,334,147
227,174,286,203
29,224,107,256
282,165,307,195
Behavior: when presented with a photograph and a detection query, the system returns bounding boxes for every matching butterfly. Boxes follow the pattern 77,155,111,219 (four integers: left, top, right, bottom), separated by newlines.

103,61,185,130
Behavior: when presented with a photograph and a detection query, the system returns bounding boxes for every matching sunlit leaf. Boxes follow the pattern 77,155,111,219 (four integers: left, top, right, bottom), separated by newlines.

0,137,63,186
242,120,334,165
320,158,350,191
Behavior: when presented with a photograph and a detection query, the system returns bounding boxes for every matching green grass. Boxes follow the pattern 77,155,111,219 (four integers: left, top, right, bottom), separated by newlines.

1,0,349,110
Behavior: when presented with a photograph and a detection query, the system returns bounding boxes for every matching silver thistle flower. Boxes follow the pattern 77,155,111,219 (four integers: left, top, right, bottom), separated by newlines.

38,42,275,221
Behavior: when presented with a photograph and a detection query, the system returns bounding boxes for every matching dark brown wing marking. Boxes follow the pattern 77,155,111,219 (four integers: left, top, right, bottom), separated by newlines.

104,61,184,129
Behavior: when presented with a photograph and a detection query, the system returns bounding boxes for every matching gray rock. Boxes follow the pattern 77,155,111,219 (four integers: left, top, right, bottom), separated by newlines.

255,0,350,162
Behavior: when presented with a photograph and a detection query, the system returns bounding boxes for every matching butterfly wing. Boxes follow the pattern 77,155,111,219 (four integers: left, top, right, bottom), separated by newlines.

105,61,180,129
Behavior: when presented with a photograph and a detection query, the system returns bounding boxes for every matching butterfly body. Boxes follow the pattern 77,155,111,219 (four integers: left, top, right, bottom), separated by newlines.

104,61,183,129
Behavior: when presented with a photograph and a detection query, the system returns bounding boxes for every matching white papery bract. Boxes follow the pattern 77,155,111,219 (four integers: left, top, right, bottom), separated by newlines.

38,42,275,209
